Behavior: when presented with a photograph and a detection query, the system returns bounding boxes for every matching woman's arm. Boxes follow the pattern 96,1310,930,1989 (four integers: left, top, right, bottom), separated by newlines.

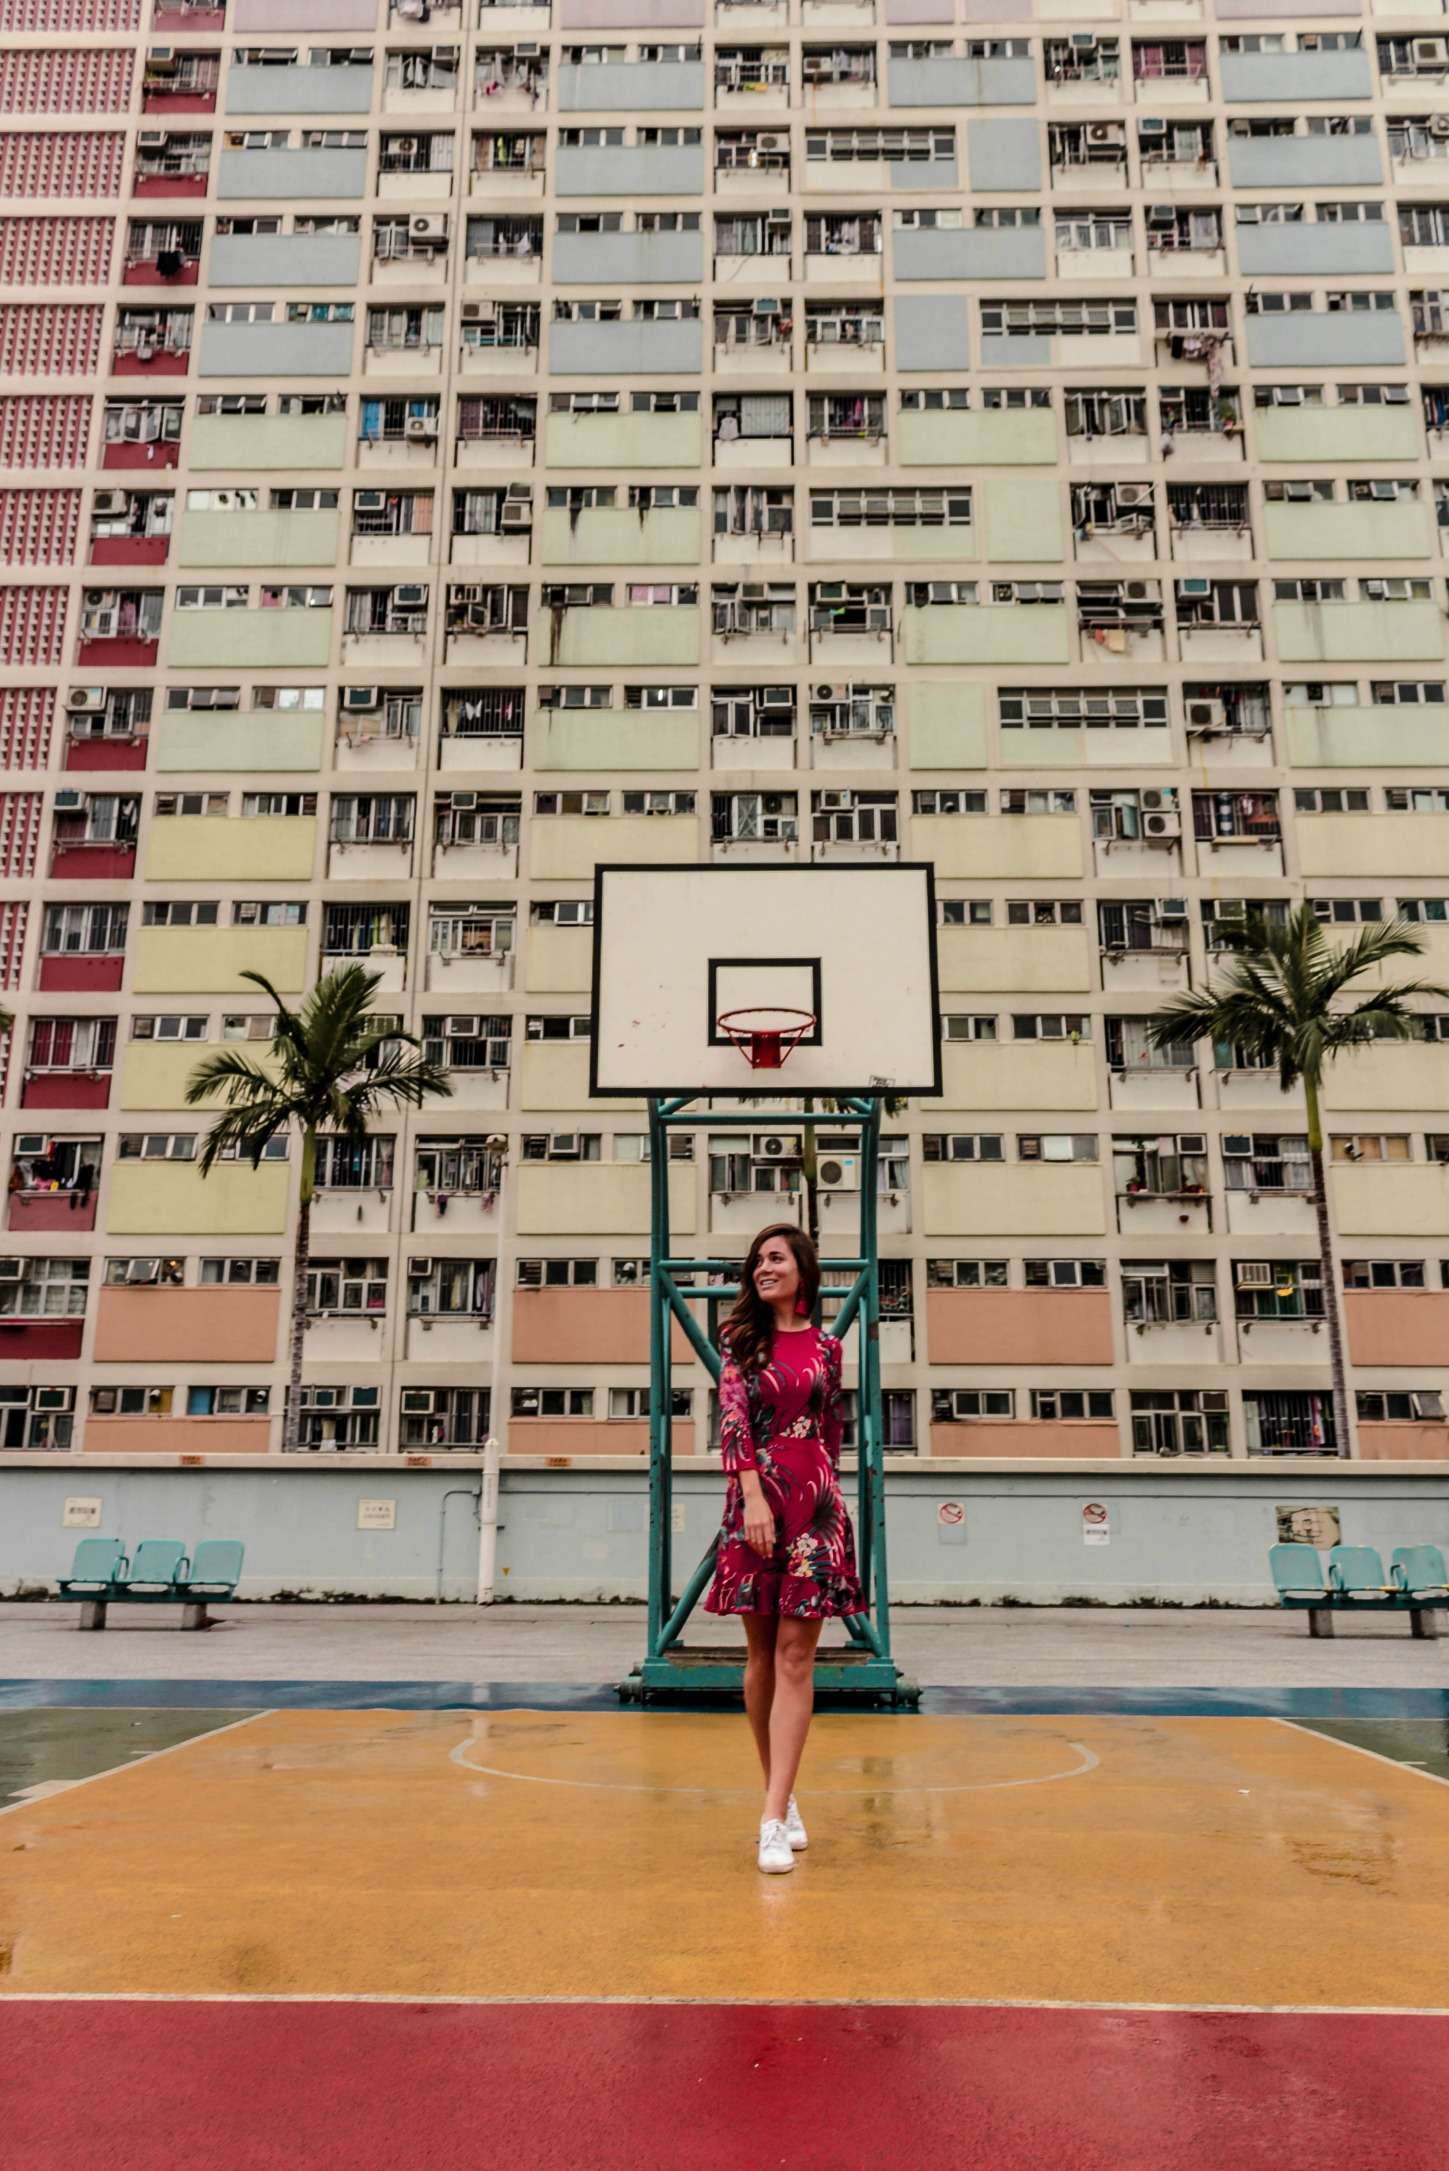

718,1351,758,1473
822,1336,845,1467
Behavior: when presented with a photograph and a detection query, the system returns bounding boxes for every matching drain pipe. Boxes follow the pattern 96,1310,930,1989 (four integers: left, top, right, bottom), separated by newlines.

477,1431,502,1605
437,1484,480,1603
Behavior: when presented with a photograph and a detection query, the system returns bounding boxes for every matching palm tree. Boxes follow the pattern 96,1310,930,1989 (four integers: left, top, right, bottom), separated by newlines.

1145,907,1449,1460
186,966,452,1452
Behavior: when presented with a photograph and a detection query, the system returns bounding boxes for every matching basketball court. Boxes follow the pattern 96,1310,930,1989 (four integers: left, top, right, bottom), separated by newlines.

2,1676,1449,2169
5,866,1446,2164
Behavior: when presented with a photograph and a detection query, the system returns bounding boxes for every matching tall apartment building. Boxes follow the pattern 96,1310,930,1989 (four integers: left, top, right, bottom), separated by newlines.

1,0,1448,1473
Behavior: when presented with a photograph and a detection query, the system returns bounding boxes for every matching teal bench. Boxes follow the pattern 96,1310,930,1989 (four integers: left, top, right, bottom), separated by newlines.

57,1537,245,1631
1269,1541,1444,1639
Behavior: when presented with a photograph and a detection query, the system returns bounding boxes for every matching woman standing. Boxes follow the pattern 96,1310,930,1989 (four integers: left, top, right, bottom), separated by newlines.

704,1222,867,1873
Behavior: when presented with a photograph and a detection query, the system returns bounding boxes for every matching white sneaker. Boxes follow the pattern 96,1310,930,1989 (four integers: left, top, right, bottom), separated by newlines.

785,1795,808,1852
757,1818,795,1874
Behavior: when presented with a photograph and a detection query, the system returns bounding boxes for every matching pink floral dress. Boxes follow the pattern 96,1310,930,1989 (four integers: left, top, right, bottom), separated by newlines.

703,1326,867,1621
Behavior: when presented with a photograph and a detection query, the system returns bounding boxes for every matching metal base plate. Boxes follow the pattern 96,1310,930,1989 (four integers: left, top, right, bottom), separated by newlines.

620,1647,920,1708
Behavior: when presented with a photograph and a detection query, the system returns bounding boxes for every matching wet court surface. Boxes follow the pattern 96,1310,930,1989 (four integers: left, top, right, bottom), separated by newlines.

2,1694,1447,2168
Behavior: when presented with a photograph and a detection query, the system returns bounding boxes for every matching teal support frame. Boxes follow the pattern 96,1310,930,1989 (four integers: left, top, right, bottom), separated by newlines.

619,1094,919,1708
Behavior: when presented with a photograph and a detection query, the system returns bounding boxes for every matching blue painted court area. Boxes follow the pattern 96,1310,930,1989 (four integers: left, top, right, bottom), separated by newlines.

2,1676,1449,1717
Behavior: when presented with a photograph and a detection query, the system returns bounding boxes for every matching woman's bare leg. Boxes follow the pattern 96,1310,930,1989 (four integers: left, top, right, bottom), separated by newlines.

741,1613,779,1786
762,1617,824,1823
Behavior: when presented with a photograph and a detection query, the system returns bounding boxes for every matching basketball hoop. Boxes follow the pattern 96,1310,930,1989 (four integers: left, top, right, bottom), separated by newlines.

717,1005,816,1072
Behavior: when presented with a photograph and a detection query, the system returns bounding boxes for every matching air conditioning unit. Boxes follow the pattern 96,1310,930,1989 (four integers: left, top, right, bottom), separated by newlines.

754,1133,801,1160
461,300,498,323
1363,578,1388,599
310,1388,341,1410
1178,1134,1207,1156
34,1387,72,1411
92,490,129,518
815,683,846,702
756,134,785,152
1116,483,1153,510
125,1258,162,1285
355,490,388,514
818,790,852,810
1411,1389,1445,1419
1070,31,1098,48
53,789,85,812
137,131,169,150
1088,124,1118,144
401,1389,436,1414
1138,117,1167,137
0,1259,23,1281
1140,788,1174,811
1123,580,1152,601
818,1153,859,1191
1275,386,1305,406
410,213,448,246
1223,1135,1253,1156
66,688,105,714
445,1015,479,1035
1156,900,1189,924
1147,204,1177,226
1144,810,1182,840
1433,115,1449,137
1186,698,1226,732
1179,577,1213,598
1284,481,1314,502
1370,481,1399,502
394,583,427,607
1414,38,1446,64
404,415,438,441
343,686,380,711
548,1134,582,1158
500,501,531,529
448,791,477,810
1216,899,1248,921
149,45,176,62
407,1256,432,1277
1236,1263,1273,1287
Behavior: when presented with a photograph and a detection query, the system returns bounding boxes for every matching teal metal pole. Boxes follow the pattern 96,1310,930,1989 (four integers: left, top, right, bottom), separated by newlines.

860,1096,894,1668
647,1099,672,1660
658,1539,720,1650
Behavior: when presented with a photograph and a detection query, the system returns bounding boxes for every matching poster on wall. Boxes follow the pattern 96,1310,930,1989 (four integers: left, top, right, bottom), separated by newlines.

1276,1504,1341,1549
1081,1501,1110,1546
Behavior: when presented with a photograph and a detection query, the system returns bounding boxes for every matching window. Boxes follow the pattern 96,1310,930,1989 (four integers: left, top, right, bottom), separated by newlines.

1019,1134,1098,1162
1357,1390,1446,1422
609,1387,692,1421
927,1259,1008,1288
199,1258,282,1286
1130,1390,1230,1457
408,1257,495,1319
187,1386,271,1417
306,1258,388,1315
922,1134,1004,1162
1344,1259,1426,1289
117,1133,196,1161
931,1389,1015,1421
942,1015,997,1043
399,1386,492,1453
103,1256,183,1287
1330,1134,1410,1162
90,1386,172,1416
1024,1259,1106,1288
939,900,994,925
516,1258,598,1289
1235,1261,1324,1321
510,1387,594,1418
0,1258,88,1319
293,1384,381,1454
1013,1015,1090,1041
1031,1391,1115,1421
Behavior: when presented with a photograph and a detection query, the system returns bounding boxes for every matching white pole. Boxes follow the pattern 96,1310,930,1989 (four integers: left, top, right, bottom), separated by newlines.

477,1428,501,1605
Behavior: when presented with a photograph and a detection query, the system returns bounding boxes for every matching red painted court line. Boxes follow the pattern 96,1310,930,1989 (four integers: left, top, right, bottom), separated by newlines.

3,2000,1447,2171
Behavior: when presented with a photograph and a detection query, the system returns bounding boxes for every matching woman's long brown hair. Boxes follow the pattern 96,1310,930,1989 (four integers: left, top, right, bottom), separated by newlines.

720,1222,820,1375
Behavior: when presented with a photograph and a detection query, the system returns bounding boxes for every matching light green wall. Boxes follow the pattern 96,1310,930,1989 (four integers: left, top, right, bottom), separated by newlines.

543,412,702,469
176,509,342,569
903,606,1071,666
1285,704,1449,768
550,609,701,668
1254,407,1421,464
539,506,701,566
898,408,1056,467
167,611,334,670
153,712,326,774
981,478,1064,564
188,413,348,472
907,682,991,767
533,710,700,770
1263,501,1434,563
1273,601,1444,664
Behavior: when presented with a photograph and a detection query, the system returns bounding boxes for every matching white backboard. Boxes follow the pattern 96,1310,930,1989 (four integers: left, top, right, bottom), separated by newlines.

589,863,941,1097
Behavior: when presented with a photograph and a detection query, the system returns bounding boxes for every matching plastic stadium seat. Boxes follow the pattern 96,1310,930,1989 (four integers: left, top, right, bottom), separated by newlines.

1391,1544,1449,1600
1327,1545,1395,1599
114,1539,188,1593
1268,1542,1329,1599
56,1537,126,1595
178,1539,244,1597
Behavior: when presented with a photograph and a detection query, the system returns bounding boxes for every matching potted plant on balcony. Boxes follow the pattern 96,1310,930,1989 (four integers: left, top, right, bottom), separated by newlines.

1144,906,1448,1459
186,965,452,1452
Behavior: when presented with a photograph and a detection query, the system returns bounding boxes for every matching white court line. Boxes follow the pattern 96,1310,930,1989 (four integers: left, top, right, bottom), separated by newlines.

0,1709,274,1819
3,1990,1447,2017
1271,1715,1449,1794
449,1733,1101,1795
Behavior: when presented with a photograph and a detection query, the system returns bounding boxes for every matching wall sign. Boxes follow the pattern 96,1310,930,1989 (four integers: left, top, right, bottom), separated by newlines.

357,1498,396,1531
63,1497,102,1528
1082,1501,1111,1546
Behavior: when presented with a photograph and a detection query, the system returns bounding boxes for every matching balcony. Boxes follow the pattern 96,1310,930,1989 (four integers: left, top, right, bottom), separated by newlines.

543,410,701,471
19,1046,113,1108
199,320,356,379
545,604,701,669
894,226,1046,282
107,1158,289,1237
529,810,700,880
555,144,706,198
92,1286,279,1365
8,1141,102,1222
131,922,307,997
540,505,701,567
921,1162,1105,1238
1263,499,1433,564
168,606,333,672
216,147,368,200
887,56,1035,106
1283,699,1449,770
210,232,362,288
902,604,1072,668
142,57,220,113
1244,311,1404,370
556,60,706,111
37,948,126,995
1219,48,1372,102
189,408,347,473
549,317,703,376
76,599,161,671
223,63,372,115
937,1040,1097,1115
153,702,320,775
1272,599,1444,666
144,814,317,885
1254,402,1418,465
552,230,702,285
